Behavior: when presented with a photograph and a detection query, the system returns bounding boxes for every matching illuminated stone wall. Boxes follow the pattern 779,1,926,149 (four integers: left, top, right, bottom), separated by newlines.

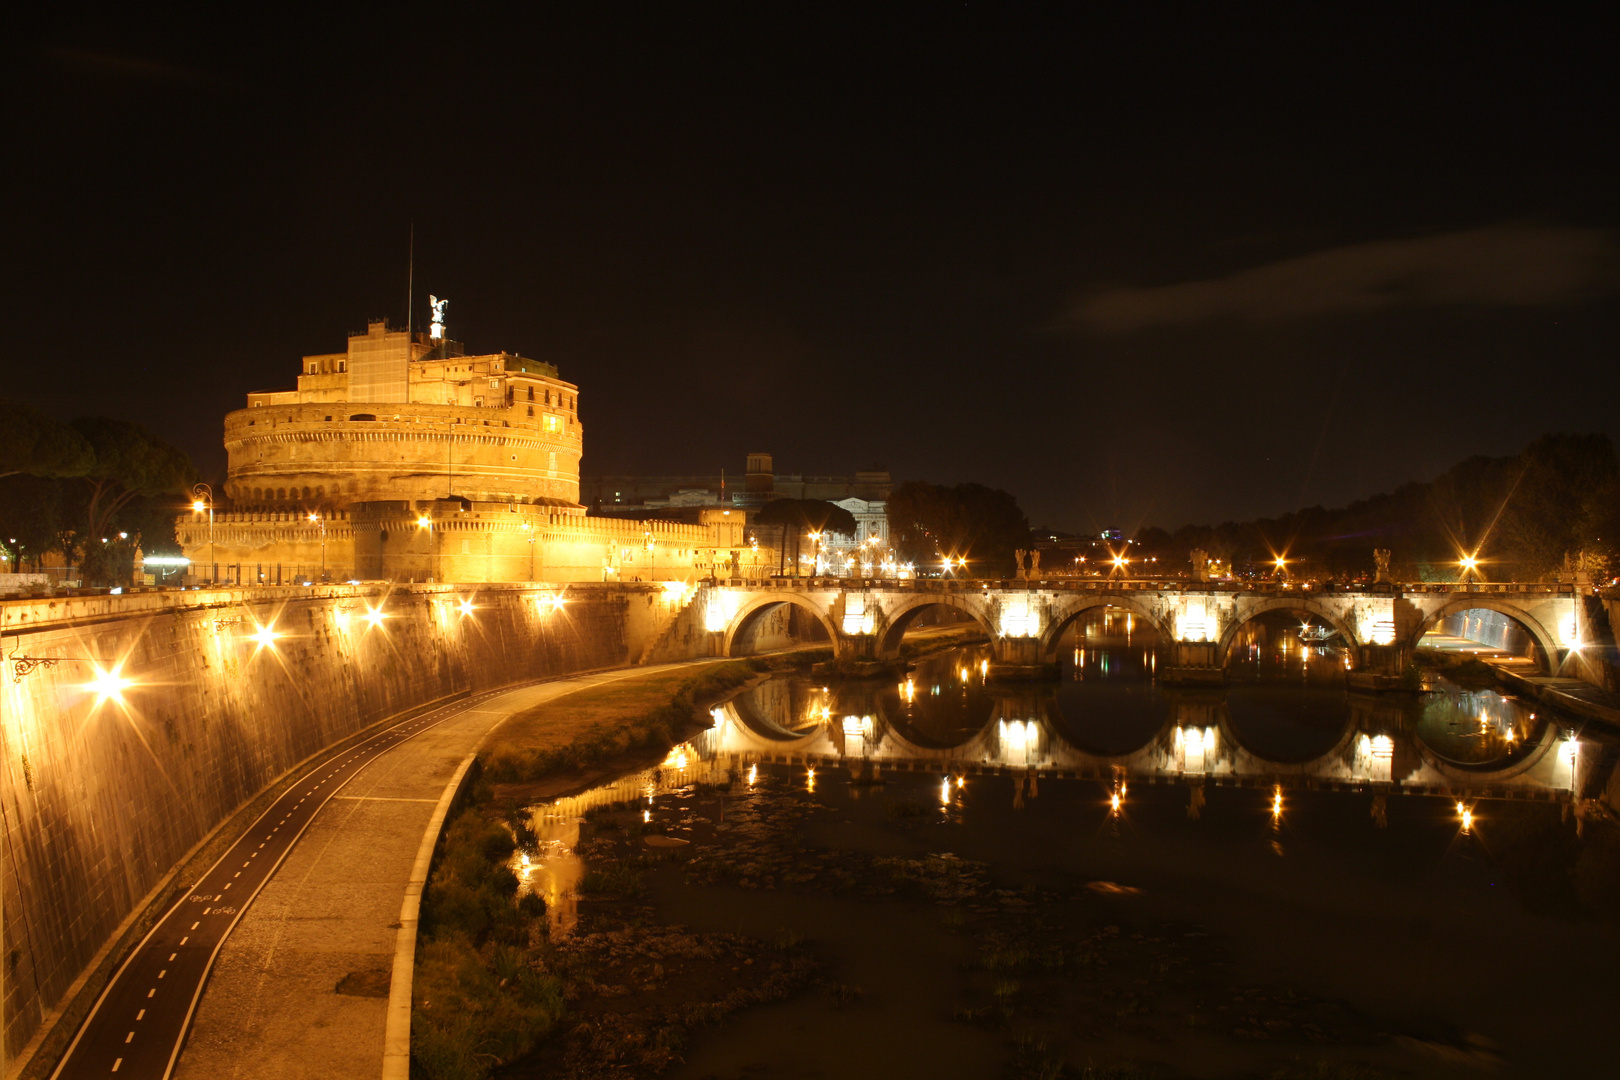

221,400,582,509
0,582,697,1061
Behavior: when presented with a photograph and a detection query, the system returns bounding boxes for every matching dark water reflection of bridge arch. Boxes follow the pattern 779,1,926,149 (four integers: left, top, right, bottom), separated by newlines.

704,641,1588,802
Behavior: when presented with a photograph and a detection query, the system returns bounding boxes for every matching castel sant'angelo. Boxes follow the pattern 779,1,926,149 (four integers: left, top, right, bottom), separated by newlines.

178,307,746,583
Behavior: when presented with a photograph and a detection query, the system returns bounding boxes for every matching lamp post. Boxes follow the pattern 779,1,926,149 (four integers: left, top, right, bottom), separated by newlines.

523,522,535,581
307,512,326,582
808,531,822,579
191,483,215,583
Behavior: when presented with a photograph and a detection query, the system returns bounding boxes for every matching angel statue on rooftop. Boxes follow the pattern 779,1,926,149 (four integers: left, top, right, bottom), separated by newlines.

429,295,448,340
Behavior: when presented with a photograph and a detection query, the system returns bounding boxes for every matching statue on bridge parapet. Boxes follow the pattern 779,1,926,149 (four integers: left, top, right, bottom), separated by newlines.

1029,550,1040,578
1014,549,1028,580
1373,548,1392,585
1190,548,1209,583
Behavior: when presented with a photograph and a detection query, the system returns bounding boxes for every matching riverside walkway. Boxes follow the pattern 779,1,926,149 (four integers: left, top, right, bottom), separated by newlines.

48,660,710,1080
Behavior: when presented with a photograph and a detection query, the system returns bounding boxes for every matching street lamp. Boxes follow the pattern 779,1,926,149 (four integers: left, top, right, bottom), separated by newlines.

191,483,215,583
307,512,326,582
807,531,822,577
1459,552,1480,583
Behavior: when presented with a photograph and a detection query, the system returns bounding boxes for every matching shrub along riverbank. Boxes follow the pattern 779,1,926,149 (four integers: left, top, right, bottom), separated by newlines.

411,651,828,1080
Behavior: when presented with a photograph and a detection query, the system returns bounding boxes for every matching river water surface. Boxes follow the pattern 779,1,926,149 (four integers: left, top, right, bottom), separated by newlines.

516,618,1617,1080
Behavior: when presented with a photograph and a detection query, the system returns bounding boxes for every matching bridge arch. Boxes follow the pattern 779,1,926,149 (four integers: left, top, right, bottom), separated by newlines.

873,592,997,660
1040,595,1175,661
1216,596,1360,666
1405,597,1559,674
722,593,839,658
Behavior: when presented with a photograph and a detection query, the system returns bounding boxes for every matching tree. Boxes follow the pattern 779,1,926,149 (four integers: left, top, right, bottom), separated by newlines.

0,399,93,480
754,499,859,576
71,418,196,585
887,481,1030,578
0,474,66,572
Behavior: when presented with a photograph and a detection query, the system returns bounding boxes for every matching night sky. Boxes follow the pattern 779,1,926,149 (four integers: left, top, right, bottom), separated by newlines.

8,8,1616,534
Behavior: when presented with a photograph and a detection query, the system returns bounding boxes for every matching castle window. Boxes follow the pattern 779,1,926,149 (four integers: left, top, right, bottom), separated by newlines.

527,405,534,417
253,488,263,501
489,379,499,389
302,486,311,500
527,386,534,402
338,361,346,372
276,488,286,500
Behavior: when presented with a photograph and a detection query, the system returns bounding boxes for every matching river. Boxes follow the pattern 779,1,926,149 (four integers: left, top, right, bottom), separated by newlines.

510,616,1618,1079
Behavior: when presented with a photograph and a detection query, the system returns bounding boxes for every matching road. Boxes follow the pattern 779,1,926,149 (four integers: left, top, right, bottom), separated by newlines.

48,689,505,1080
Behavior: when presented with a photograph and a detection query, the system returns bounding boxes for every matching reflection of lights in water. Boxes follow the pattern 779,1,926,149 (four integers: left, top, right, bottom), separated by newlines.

1271,785,1284,820
662,744,690,770
806,767,816,792
747,764,758,786
643,808,651,823
956,775,965,788
980,658,989,677
940,777,952,804
959,667,969,682
901,678,916,702
1457,801,1474,833
1109,790,1122,814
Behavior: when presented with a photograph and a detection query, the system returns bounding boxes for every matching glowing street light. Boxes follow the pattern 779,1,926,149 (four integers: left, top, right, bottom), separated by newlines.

249,623,282,650
1456,801,1474,834
457,597,475,617
191,483,216,583
85,663,134,707
363,606,388,629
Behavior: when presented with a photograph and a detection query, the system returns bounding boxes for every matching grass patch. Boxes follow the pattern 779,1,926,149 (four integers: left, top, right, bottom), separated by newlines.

413,806,560,1080
485,653,824,784
414,652,828,1077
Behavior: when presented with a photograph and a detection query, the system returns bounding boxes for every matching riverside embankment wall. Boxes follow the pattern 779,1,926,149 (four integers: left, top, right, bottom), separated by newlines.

0,581,697,1062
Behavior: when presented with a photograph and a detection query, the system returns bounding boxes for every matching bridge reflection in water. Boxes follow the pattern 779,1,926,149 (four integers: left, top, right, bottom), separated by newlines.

522,636,1589,930
702,643,1585,803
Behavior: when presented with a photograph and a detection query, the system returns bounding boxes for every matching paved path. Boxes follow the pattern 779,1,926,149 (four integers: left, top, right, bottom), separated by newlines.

50,662,706,1080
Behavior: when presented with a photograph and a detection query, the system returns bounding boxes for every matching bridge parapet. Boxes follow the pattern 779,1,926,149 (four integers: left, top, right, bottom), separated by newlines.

704,579,1592,687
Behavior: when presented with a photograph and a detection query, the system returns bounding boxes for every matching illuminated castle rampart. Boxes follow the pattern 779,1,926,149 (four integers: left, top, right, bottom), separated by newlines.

178,316,749,583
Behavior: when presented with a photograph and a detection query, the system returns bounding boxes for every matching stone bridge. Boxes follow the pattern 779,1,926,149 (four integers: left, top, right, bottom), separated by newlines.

695,579,1593,687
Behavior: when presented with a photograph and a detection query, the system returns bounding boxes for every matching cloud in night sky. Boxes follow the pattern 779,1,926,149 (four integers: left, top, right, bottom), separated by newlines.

1070,224,1615,331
